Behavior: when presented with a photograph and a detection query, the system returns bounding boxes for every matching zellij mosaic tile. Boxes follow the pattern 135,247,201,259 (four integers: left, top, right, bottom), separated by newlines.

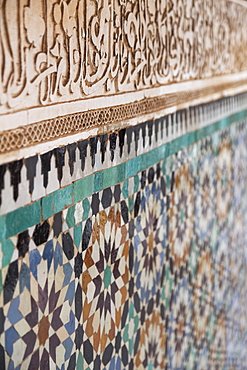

0,100,247,369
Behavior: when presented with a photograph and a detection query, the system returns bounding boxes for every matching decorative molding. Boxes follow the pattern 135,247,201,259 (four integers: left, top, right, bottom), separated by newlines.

0,79,247,155
1,0,247,113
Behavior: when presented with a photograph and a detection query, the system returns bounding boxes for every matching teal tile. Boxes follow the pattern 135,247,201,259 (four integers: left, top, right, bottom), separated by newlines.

122,180,128,199
146,148,158,168
2,239,14,268
5,201,41,239
0,215,6,243
117,163,126,184
94,171,103,193
74,223,82,249
66,205,75,228
139,153,147,172
134,175,139,193
128,196,134,214
74,175,94,203
42,193,54,220
54,185,73,214
103,166,118,188
126,156,140,178
76,353,83,370
82,198,90,221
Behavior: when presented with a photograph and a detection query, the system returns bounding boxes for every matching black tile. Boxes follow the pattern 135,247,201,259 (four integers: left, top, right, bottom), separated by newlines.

118,129,126,158
28,350,39,370
67,143,77,176
77,140,88,171
32,221,50,246
0,344,5,370
134,192,141,217
75,283,82,321
126,127,133,154
101,187,112,209
148,167,154,183
82,219,92,251
25,155,38,194
17,230,30,258
4,260,19,304
41,151,52,188
109,132,117,161
40,348,49,370
99,134,108,163
53,212,62,238
23,330,36,359
115,331,121,352
148,120,153,145
75,325,83,350
121,345,128,366
120,200,129,224
0,307,5,335
102,343,113,366
74,252,83,278
62,232,74,260
91,193,99,216
67,352,76,370
54,146,66,183
113,184,121,203
83,339,93,364
8,159,23,201
93,355,100,370
0,164,6,205
90,137,98,167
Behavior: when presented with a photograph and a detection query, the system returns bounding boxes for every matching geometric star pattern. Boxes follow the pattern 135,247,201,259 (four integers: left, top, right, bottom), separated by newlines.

0,119,247,369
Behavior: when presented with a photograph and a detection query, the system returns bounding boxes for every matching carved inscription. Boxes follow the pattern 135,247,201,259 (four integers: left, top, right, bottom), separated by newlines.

0,0,247,112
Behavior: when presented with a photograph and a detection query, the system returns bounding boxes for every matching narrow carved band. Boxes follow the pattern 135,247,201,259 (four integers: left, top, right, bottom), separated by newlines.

1,79,247,154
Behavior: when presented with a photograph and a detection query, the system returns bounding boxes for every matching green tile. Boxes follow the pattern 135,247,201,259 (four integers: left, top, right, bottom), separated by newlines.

66,205,75,228
103,166,118,188
94,171,103,193
74,223,82,249
82,198,90,221
42,193,54,220
128,196,134,214
5,201,41,239
54,185,73,214
0,216,6,243
2,239,14,268
74,175,94,203
117,163,126,184
126,157,139,178
76,353,83,370
122,180,128,199
134,175,139,193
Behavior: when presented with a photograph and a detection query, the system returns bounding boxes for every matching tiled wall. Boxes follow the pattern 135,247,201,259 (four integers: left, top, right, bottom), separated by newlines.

0,96,247,369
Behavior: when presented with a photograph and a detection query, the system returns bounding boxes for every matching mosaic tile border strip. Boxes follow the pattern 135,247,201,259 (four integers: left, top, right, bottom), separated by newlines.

0,107,246,243
1,81,247,155
0,118,247,369
1,93,247,216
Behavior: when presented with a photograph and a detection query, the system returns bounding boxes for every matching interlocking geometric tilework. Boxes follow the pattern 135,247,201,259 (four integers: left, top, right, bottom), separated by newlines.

0,106,247,369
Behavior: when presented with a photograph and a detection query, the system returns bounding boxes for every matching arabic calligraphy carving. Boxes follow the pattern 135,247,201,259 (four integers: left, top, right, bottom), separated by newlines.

0,0,247,113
